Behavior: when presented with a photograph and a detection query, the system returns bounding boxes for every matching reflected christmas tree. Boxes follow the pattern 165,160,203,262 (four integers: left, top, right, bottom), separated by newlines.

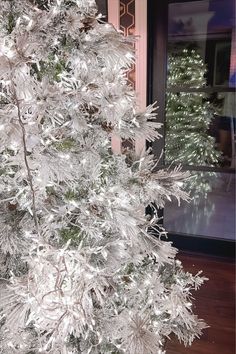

165,49,221,198
166,49,220,166
0,2,206,353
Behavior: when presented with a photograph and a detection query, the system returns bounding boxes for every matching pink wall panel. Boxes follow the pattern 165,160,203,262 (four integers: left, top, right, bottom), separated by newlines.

108,0,147,155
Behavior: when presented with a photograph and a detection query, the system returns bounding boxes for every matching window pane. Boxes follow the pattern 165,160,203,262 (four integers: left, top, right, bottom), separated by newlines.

166,0,235,167
165,91,236,168
168,0,236,88
164,171,235,240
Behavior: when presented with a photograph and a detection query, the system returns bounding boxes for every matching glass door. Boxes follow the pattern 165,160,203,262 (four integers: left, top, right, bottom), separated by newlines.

148,0,235,241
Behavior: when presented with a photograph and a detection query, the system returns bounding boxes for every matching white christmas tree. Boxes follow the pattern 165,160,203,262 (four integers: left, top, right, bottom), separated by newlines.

0,1,206,353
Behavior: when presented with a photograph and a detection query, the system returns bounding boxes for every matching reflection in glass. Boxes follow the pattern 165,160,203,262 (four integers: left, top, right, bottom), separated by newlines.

164,172,235,240
167,49,206,89
217,92,235,165
214,42,231,86
164,0,235,240
165,0,235,172
184,170,218,200
168,0,235,88
165,49,221,167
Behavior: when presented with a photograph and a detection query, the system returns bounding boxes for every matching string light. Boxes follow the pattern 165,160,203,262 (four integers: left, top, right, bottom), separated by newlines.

165,49,220,199
0,2,206,353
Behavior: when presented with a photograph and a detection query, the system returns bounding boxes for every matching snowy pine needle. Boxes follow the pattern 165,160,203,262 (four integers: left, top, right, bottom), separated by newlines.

0,1,207,353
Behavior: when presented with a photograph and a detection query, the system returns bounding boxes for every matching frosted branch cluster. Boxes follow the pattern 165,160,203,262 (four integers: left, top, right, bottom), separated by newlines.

0,1,206,353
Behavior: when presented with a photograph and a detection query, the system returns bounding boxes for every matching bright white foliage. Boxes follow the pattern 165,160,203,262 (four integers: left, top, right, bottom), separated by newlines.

0,0,206,353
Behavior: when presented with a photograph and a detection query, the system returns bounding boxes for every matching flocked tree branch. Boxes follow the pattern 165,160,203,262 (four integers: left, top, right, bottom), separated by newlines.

0,1,207,353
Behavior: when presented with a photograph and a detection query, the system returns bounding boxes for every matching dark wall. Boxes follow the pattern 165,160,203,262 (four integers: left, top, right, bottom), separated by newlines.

96,0,108,19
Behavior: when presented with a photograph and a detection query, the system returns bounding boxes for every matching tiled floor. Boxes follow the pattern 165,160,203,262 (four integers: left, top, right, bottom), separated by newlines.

164,173,235,240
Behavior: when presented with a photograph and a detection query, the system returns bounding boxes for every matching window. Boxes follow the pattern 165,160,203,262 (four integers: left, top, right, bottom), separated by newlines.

148,0,235,241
